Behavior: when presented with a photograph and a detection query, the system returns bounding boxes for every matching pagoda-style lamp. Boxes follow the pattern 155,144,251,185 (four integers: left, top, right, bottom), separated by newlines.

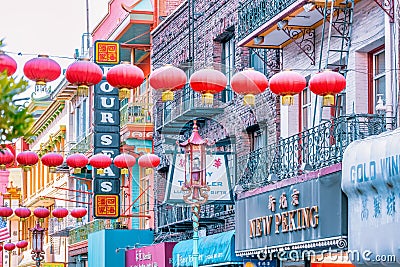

30,223,46,267
178,120,211,267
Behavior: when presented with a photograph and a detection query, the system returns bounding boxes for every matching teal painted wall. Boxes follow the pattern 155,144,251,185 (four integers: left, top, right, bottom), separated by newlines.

88,229,154,267
126,139,152,229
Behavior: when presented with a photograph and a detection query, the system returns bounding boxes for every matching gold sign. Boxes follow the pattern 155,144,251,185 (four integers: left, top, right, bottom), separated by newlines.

94,41,120,64
95,195,119,218
249,189,319,238
43,263,66,267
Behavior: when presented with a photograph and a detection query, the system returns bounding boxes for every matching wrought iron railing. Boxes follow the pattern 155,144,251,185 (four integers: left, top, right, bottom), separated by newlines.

68,219,121,244
69,132,93,154
120,103,152,126
155,84,233,131
49,217,77,236
237,114,395,190
238,0,298,40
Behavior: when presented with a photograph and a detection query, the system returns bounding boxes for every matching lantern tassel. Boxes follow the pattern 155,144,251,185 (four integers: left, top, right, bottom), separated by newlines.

119,88,130,100
22,165,31,172
74,167,82,174
121,168,129,175
243,94,255,106
162,90,174,102
282,95,294,106
0,164,6,171
49,167,57,173
202,93,214,105
96,168,104,174
323,94,335,106
78,85,89,97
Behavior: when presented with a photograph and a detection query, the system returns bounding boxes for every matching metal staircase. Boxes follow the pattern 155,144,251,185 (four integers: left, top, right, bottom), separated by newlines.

314,0,355,125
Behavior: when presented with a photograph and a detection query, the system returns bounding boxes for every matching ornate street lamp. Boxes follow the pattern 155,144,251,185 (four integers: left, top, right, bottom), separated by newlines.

178,120,212,267
30,223,46,267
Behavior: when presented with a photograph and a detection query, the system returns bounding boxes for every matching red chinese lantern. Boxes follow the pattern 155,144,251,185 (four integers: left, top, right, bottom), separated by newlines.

41,152,64,173
0,206,13,219
0,149,14,170
0,51,17,76
66,153,89,174
14,207,31,220
230,68,269,106
0,244,2,250
309,69,346,106
269,70,306,106
106,62,145,99
23,55,61,92
89,154,112,174
34,207,50,222
71,207,87,222
65,58,103,96
138,153,161,168
113,153,136,175
149,64,187,101
3,243,15,251
16,240,28,249
189,68,227,104
16,151,39,171
52,207,69,221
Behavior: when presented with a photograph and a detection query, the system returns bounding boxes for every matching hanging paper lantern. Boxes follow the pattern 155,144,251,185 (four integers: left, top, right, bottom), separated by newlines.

138,153,161,168
189,68,227,104
14,207,31,220
34,207,50,222
0,51,17,76
0,206,13,219
269,70,306,106
41,152,64,173
71,207,87,222
16,151,39,171
106,62,145,99
230,68,269,106
3,243,15,251
309,69,346,106
0,149,14,170
89,154,112,174
66,153,89,174
16,240,28,249
52,207,69,221
113,153,136,175
23,55,61,93
65,58,103,96
149,64,187,101
0,244,2,251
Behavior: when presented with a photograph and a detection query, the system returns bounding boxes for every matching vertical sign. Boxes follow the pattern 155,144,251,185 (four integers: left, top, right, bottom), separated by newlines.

93,40,121,219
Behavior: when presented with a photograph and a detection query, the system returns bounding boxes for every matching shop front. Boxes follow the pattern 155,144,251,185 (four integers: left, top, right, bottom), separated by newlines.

125,242,177,267
342,128,400,266
173,230,242,267
235,169,348,267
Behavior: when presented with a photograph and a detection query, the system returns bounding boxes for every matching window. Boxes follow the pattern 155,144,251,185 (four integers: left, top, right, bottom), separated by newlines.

75,98,89,141
369,48,385,113
250,49,267,75
300,87,312,131
221,37,235,103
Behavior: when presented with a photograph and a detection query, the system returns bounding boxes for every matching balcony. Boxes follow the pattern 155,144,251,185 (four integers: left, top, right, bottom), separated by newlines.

155,84,232,134
69,132,93,154
68,219,123,245
237,114,395,190
120,103,154,141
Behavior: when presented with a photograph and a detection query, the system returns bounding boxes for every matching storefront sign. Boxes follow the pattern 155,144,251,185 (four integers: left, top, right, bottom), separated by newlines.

125,242,176,267
342,129,400,266
236,172,346,255
43,263,66,267
93,63,121,219
165,153,233,204
94,41,120,65
243,259,277,267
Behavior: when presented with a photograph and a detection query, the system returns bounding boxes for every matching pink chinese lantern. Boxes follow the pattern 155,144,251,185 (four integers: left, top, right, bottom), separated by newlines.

71,207,87,222
309,69,346,106
41,152,64,173
138,154,161,168
0,206,13,220
16,151,39,171
52,207,69,222
23,55,61,93
65,58,103,96
66,153,89,174
34,207,50,222
16,240,28,249
106,62,145,99
0,149,14,170
149,64,187,101
89,154,112,174
0,51,17,76
269,70,306,106
113,153,136,175
14,207,31,220
3,243,15,251
189,68,227,104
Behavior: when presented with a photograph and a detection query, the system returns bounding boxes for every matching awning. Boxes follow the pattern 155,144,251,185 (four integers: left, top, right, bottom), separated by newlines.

173,230,242,267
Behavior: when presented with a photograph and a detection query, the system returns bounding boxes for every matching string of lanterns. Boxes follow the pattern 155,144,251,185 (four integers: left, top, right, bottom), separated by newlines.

0,51,347,107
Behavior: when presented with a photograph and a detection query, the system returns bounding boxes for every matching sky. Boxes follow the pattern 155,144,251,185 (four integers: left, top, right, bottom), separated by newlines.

1,0,110,97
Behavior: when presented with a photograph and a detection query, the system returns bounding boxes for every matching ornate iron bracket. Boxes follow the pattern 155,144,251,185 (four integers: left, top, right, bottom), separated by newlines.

251,48,283,77
281,27,315,65
373,0,394,22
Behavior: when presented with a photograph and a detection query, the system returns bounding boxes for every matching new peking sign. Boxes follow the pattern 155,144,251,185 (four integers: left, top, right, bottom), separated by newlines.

93,40,121,219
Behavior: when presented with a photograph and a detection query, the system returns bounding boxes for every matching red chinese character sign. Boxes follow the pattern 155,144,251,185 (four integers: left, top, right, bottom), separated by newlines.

94,195,119,218
94,41,120,65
